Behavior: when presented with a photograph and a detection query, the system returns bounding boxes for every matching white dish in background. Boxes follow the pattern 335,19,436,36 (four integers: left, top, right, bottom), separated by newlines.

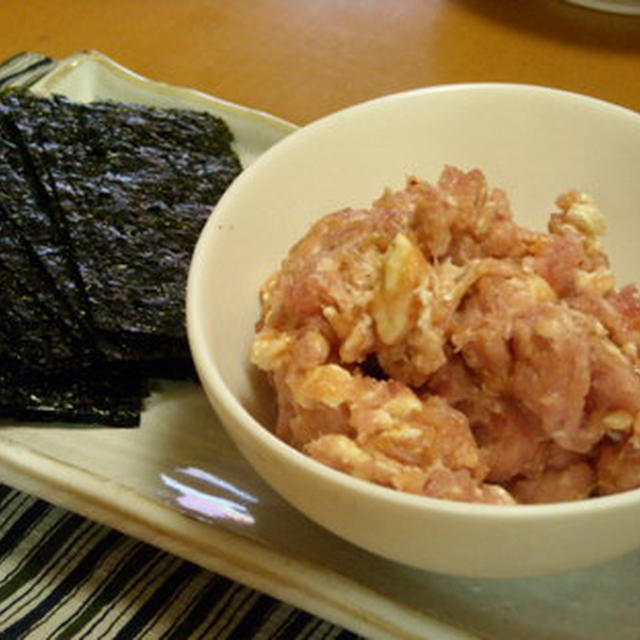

1,52,640,639
562,0,640,14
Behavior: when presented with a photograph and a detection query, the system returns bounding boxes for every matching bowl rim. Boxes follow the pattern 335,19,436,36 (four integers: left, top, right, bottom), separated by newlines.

187,81,640,520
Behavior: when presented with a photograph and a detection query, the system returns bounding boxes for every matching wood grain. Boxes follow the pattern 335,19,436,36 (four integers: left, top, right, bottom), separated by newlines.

0,0,638,124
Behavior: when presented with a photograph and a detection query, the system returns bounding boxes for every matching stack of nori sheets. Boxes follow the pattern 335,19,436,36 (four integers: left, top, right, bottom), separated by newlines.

0,89,242,426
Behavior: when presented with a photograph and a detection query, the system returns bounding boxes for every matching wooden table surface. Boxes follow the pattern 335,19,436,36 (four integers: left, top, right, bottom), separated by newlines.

1,0,638,126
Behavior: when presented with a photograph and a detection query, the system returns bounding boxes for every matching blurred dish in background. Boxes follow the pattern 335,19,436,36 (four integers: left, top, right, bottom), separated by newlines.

563,0,640,14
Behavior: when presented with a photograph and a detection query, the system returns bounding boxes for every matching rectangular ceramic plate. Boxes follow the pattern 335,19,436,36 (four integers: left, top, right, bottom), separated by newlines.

1,51,639,640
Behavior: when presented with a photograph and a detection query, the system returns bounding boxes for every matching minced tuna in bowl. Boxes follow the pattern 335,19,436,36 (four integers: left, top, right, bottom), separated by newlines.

251,166,640,505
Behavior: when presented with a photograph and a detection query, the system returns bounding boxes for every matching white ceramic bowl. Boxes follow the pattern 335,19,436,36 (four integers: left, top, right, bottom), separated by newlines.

187,84,640,578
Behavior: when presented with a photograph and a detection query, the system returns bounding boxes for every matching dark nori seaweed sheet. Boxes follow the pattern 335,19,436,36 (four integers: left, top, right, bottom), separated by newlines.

0,92,94,330
0,249,94,375
0,92,102,373
38,94,241,342
4,90,241,356
0,366,149,427
0,88,240,426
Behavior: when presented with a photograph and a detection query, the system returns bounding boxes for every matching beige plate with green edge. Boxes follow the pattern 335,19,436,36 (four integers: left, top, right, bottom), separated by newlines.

1,50,639,640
